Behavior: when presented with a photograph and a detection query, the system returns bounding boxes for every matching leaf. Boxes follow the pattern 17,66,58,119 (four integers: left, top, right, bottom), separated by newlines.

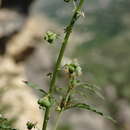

38,89,48,95
78,83,104,100
23,81,38,89
73,89,88,99
80,82,101,90
94,91,104,100
66,103,116,123
23,81,47,95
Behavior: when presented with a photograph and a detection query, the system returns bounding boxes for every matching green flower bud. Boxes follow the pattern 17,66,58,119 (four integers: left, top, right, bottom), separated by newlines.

44,31,57,44
68,64,76,74
38,96,52,108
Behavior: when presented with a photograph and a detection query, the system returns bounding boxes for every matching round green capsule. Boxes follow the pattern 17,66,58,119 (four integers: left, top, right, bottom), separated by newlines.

38,96,51,108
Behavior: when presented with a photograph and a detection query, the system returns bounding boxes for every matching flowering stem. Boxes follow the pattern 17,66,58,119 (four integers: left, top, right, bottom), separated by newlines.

53,77,75,130
42,0,84,130
49,0,84,94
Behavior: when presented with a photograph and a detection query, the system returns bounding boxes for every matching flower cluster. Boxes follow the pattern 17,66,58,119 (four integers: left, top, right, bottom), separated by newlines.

63,59,82,76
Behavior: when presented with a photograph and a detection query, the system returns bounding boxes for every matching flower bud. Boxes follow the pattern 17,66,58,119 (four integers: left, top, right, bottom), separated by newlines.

44,31,57,44
68,64,76,74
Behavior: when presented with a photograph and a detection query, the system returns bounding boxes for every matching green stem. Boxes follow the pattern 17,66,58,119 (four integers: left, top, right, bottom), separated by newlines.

54,78,75,130
42,0,84,130
42,108,50,130
64,86,72,107
49,0,84,94
53,91,71,130
54,111,63,130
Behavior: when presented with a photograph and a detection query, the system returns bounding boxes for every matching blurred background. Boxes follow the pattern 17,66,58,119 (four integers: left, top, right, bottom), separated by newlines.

0,0,130,130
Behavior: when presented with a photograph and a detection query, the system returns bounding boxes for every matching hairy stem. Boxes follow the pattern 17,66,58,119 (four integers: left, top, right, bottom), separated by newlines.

42,0,84,130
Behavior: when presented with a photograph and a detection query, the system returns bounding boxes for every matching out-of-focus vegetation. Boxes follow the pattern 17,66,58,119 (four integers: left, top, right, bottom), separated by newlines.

0,88,17,130
74,0,130,130
0,115,17,130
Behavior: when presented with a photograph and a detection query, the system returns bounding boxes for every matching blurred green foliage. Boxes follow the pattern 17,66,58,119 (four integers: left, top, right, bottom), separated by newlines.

73,0,130,129
0,88,17,130
75,0,130,99
0,115,17,130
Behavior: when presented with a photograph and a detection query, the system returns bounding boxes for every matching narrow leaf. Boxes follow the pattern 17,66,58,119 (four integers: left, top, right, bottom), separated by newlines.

23,81,47,95
66,103,116,123
74,89,88,99
23,81,38,89
79,82,101,90
38,89,48,95
78,83,104,100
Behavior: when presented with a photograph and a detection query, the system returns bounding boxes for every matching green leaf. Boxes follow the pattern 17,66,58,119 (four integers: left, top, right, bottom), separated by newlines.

78,82,104,100
66,103,116,123
80,82,101,90
23,81,47,95
73,89,88,99
23,81,37,88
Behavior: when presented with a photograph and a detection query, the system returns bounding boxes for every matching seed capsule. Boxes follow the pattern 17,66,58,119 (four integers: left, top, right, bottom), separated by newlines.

38,96,51,108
